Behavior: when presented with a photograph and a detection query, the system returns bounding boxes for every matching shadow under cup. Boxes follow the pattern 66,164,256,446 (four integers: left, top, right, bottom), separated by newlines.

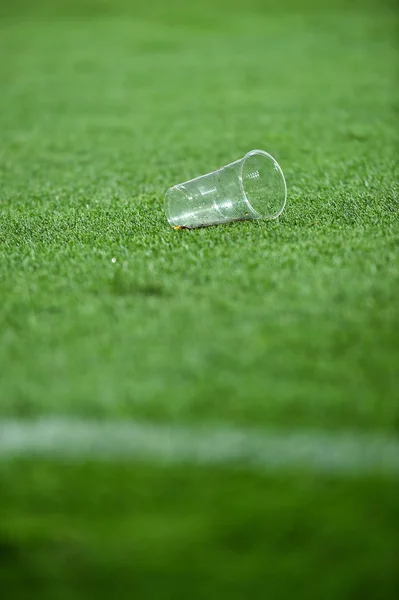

165,149,287,228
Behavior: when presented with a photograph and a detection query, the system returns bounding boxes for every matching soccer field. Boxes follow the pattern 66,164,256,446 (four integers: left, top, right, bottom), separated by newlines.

0,0,398,597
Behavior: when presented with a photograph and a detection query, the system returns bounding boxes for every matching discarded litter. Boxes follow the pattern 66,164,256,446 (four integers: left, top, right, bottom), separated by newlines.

164,149,287,229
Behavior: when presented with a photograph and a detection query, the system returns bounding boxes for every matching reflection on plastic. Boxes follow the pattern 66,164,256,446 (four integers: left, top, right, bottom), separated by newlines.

164,149,287,229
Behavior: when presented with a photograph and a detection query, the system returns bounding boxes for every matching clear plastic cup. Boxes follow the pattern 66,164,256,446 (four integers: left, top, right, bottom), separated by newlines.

164,149,287,229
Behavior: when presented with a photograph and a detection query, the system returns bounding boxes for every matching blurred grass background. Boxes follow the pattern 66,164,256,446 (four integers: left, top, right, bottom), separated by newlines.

0,0,398,597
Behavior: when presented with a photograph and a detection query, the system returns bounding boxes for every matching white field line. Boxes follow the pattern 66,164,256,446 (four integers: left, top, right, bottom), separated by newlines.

0,418,398,477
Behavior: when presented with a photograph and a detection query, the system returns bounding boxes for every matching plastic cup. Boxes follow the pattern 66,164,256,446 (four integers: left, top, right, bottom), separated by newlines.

164,149,287,229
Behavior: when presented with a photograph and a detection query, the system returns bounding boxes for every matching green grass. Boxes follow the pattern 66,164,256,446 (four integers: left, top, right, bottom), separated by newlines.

0,0,398,597
1,462,398,600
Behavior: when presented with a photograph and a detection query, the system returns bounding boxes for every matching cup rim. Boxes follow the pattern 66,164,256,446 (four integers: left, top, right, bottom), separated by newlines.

239,149,287,220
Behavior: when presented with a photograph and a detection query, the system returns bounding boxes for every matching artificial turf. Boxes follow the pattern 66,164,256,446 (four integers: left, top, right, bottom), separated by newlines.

0,0,398,597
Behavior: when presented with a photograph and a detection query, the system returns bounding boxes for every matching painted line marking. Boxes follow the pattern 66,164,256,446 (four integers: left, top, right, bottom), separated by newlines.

0,418,398,476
